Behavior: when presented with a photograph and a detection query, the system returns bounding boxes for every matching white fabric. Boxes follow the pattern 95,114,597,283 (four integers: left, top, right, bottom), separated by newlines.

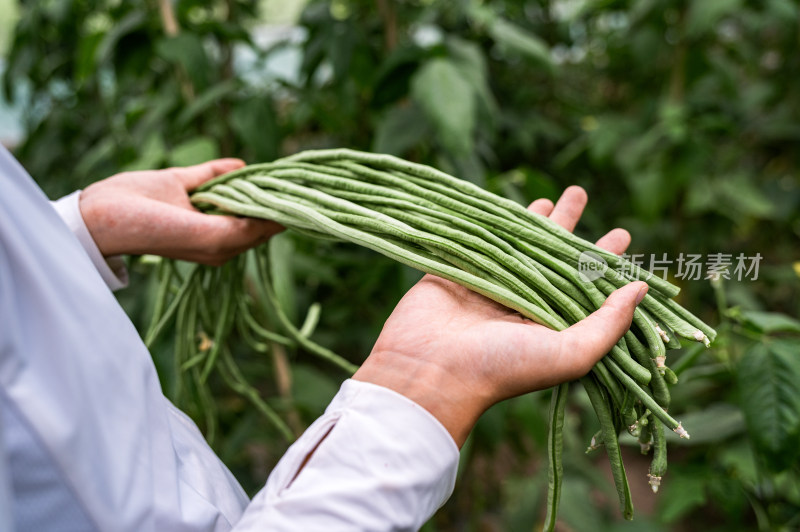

0,404,13,532
0,146,459,531
0,147,250,531
2,397,97,531
235,380,459,531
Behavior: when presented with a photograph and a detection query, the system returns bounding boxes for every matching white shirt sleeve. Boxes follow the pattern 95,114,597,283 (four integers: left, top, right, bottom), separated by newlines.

235,379,460,531
50,190,129,290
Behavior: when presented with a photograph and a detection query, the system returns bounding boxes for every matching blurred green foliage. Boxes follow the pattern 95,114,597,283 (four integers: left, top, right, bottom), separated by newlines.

4,0,800,530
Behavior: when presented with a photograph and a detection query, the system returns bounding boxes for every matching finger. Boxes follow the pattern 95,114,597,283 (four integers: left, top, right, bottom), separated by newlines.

595,228,631,256
121,196,282,260
527,198,554,216
189,215,284,265
171,158,247,190
549,185,588,232
556,281,648,380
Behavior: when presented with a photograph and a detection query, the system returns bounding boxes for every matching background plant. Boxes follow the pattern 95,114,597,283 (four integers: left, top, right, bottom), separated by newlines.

3,0,799,529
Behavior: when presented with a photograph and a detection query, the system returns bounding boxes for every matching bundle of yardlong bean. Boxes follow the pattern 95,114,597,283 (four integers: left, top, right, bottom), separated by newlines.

176,148,714,525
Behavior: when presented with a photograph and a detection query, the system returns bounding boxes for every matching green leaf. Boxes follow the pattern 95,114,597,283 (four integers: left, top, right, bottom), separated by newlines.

489,18,553,69
156,33,212,90
230,96,279,163
657,474,707,523
717,439,759,489
621,403,746,446
75,31,104,84
446,36,498,121
371,45,429,108
372,102,429,156
737,310,800,334
502,475,547,531
586,115,636,164
737,338,800,470
616,124,662,173
686,174,775,220
75,137,116,178
714,173,774,219
0,0,20,56
291,364,339,416
269,233,297,323
668,403,745,444
95,11,145,65
767,0,799,22
410,58,475,155
684,175,716,215
557,476,604,532
122,134,166,172
176,80,238,126
626,169,669,221
473,401,512,449
686,0,743,38
168,136,219,167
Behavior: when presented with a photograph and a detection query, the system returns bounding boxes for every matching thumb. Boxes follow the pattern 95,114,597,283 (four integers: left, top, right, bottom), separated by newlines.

559,281,648,376
172,158,247,190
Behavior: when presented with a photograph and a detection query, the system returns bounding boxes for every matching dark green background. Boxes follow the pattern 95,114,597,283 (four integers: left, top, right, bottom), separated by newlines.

3,1,799,530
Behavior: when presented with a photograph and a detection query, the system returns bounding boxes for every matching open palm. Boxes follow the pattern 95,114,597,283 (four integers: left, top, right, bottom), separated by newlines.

355,186,647,446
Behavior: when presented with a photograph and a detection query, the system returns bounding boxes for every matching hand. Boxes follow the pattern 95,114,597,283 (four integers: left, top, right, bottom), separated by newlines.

79,159,283,265
353,186,648,447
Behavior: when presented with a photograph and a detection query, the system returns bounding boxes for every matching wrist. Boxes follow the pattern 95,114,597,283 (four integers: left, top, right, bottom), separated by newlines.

353,350,488,447
78,186,121,257
53,190,129,289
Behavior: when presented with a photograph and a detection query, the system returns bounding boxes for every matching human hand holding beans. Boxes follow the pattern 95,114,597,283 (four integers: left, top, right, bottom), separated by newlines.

79,159,283,265
79,166,645,448
354,186,648,446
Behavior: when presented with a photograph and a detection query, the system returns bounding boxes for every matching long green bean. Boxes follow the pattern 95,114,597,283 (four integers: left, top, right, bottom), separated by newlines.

544,383,569,532
582,376,634,520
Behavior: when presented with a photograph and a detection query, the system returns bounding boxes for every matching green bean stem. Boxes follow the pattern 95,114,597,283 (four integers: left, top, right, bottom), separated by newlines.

648,418,668,493
543,383,569,532
582,376,634,520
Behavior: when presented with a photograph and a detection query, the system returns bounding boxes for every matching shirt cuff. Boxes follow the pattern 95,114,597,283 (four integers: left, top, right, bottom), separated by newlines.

51,191,129,291
235,379,460,531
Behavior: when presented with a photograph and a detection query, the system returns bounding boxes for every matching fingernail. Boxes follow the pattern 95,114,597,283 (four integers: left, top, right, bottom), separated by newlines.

635,284,648,305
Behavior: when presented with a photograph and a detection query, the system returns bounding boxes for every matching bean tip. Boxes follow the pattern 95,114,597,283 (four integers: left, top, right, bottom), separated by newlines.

655,325,670,343
693,330,710,347
647,473,662,493
673,422,690,439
